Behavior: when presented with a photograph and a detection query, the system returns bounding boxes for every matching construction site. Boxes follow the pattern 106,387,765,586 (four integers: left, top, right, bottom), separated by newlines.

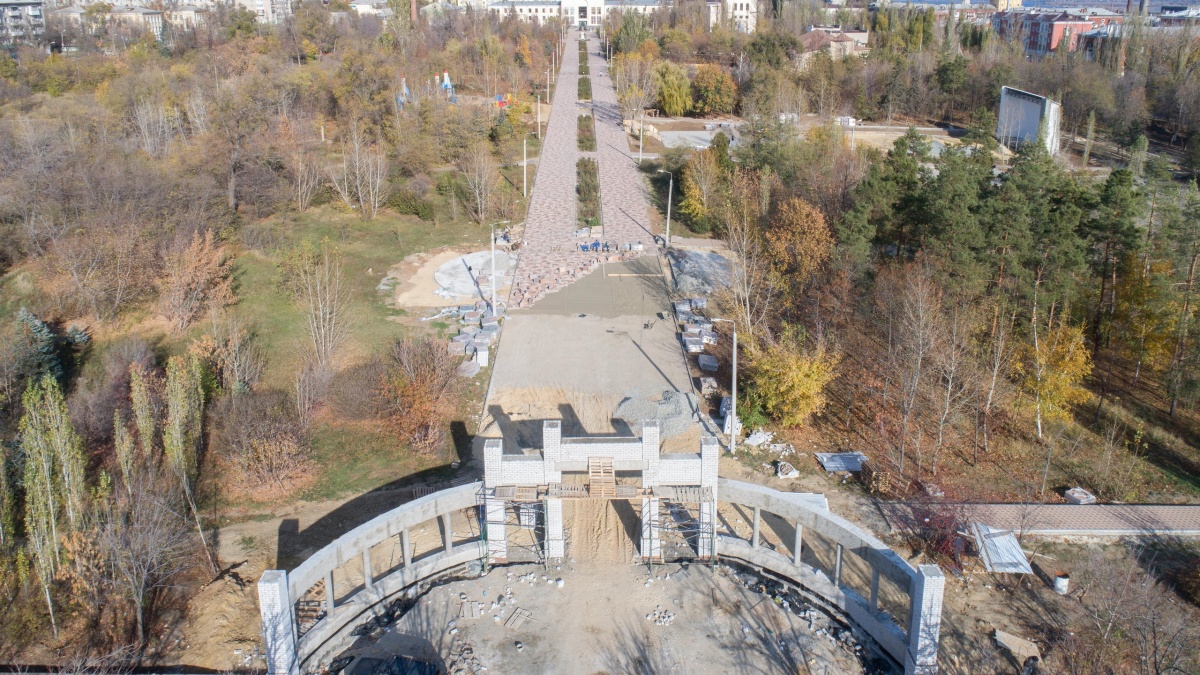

255,32,945,675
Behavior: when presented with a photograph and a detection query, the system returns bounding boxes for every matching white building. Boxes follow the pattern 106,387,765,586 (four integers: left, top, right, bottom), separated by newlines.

487,0,757,33
997,86,1062,155
233,0,289,24
0,0,45,43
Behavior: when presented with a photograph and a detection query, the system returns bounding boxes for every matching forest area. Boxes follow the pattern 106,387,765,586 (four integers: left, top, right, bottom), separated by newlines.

598,5,1200,501
592,6,1200,670
0,1,557,663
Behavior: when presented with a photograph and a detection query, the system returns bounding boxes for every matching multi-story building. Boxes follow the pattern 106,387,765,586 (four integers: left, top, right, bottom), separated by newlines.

486,0,757,33
233,0,290,24
990,7,1122,57
0,0,45,44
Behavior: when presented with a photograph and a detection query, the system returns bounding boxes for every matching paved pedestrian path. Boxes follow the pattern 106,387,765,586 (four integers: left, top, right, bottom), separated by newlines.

964,503,1200,536
587,38,656,247
881,501,1200,537
507,34,656,309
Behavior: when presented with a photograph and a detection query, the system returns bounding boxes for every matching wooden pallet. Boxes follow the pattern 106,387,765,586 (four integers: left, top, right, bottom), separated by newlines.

588,457,616,498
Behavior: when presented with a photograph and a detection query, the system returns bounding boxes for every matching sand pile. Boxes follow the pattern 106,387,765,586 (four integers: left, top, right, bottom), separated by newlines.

564,499,639,565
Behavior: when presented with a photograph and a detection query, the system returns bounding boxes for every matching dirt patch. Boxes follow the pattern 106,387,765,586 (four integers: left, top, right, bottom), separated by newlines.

331,560,868,674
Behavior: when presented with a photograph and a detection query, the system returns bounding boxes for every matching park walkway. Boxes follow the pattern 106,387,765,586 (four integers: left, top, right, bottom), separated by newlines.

587,37,656,246
963,503,1200,537
508,34,656,309
879,500,1200,537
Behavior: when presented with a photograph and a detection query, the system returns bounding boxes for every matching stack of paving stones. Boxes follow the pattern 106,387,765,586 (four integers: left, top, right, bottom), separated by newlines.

508,37,656,309
448,300,504,376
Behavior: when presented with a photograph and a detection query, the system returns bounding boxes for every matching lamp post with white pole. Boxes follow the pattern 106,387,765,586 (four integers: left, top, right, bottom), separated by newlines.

711,318,739,452
656,169,673,248
489,220,511,314
523,131,538,198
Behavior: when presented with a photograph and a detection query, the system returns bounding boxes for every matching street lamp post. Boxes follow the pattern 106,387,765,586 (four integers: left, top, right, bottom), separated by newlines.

656,169,673,248
711,318,739,452
536,90,541,139
489,220,511,314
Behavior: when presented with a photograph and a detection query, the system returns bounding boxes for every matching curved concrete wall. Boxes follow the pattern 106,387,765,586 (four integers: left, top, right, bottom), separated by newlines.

259,479,942,675
716,479,923,668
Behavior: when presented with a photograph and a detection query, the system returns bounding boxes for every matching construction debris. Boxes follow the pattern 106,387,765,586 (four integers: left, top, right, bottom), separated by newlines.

815,452,868,473
971,523,1033,575
1064,487,1097,505
776,461,799,479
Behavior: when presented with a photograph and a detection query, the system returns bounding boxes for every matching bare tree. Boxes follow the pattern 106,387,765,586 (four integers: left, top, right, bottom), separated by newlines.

292,148,322,213
327,119,390,220
297,243,350,373
98,464,193,646
931,302,976,474
207,312,264,394
720,170,776,340
879,262,940,477
457,142,500,225
131,97,179,158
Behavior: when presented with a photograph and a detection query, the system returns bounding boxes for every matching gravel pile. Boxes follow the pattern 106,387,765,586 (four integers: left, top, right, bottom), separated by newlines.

614,388,703,438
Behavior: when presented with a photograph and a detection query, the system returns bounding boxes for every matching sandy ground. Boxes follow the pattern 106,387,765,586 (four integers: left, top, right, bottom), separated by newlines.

336,560,868,675
391,248,514,309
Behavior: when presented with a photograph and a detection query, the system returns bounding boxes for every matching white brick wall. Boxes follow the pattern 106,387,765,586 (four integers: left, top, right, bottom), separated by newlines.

486,498,508,561
257,570,296,675
642,421,660,487
700,436,719,489
906,564,945,675
542,421,562,483
658,455,702,484
500,456,546,485
483,439,504,487
545,498,564,558
559,440,642,462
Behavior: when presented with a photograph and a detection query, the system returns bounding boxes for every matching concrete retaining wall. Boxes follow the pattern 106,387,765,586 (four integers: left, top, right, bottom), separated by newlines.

717,479,942,675
259,479,942,675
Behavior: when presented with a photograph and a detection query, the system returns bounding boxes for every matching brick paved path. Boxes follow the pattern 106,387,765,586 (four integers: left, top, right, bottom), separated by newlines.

507,35,655,309
587,38,657,248
882,501,1200,536
964,503,1200,536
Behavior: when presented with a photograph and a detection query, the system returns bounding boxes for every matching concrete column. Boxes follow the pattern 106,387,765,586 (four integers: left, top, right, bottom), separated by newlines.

871,568,881,612
641,420,660,488
834,544,844,587
905,564,945,675
750,507,761,548
700,436,719,496
485,499,508,561
792,522,803,567
362,548,374,591
324,569,335,614
401,529,412,567
698,501,717,558
442,512,453,553
543,421,562,483
257,570,297,675
545,498,565,558
640,498,661,560
483,439,504,487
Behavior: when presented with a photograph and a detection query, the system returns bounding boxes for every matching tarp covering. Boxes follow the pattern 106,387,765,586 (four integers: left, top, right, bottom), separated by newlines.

814,452,868,472
971,523,1033,574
